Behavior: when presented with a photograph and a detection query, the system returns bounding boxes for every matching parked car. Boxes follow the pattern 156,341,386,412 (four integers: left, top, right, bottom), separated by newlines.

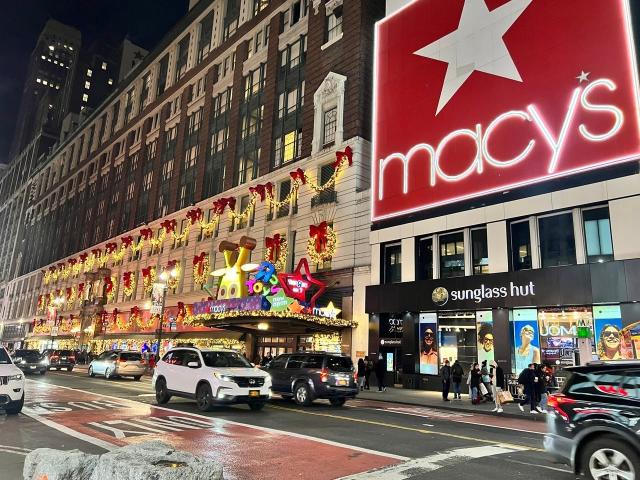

544,360,639,480
48,349,76,371
152,347,271,412
265,352,358,406
0,346,25,414
89,350,145,380
11,349,47,375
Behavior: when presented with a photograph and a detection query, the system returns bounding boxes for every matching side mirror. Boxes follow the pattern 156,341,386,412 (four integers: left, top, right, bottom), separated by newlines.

187,361,201,369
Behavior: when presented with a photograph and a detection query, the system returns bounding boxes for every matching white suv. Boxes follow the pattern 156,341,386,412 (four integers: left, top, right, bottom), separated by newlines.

0,347,25,414
152,347,271,411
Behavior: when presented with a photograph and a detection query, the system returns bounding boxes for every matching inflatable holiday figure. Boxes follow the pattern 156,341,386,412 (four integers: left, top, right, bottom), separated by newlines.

212,236,258,299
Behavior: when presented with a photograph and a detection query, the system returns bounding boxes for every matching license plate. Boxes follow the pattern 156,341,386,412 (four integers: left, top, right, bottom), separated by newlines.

30,366,36,369
249,390,260,398
337,379,347,386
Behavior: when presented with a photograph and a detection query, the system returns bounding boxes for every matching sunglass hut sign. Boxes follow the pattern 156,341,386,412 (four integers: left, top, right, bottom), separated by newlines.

432,281,535,307
372,0,640,221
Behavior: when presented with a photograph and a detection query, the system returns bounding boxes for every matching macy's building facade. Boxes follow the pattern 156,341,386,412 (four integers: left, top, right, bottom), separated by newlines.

366,0,640,390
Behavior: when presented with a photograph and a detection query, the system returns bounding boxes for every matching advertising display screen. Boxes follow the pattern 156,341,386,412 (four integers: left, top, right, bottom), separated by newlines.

476,311,494,366
372,0,640,221
419,313,438,374
593,305,634,360
512,309,540,373
538,307,592,366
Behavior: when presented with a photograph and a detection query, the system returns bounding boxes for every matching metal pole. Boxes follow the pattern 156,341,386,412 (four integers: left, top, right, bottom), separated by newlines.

156,285,168,360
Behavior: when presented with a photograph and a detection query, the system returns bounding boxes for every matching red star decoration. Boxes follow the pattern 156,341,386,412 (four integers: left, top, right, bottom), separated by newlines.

277,258,326,309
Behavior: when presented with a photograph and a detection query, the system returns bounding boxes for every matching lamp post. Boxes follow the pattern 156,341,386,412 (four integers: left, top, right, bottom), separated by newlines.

153,268,178,359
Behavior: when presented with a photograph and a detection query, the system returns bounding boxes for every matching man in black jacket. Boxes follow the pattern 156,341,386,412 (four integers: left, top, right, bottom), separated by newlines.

518,363,539,414
440,359,452,401
451,360,464,400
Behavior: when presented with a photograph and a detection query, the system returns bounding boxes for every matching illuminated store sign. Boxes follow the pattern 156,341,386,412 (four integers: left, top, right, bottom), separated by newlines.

432,281,535,306
372,0,640,221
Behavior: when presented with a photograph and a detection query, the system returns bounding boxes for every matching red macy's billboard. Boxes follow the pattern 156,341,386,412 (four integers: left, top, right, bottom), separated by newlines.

372,0,640,221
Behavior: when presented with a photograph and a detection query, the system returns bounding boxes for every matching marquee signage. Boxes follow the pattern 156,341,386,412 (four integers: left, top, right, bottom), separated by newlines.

432,281,535,306
372,0,640,221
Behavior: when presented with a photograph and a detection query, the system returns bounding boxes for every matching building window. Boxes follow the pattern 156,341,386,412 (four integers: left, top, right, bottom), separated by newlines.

276,180,291,218
175,34,190,82
140,72,151,110
311,164,337,207
326,8,343,43
124,88,135,120
471,228,489,275
583,206,613,264
510,220,531,271
197,11,214,63
82,94,89,102
416,236,433,281
85,81,91,89
87,69,92,77
236,195,253,230
382,242,402,284
101,61,107,70
538,212,576,268
252,0,269,17
157,55,169,97
223,0,241,40
439,231,465,278
323,107,337,146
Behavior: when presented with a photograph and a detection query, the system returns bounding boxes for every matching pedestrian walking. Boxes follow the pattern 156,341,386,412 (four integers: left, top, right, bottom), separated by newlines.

357,358,366,391
490,361,505,413
364,357,373,390
451,360,464,400
480,360,492,401
440,359,451,401
536,364,555,413
518,363,539,414
469,363,482,404
374,354,386,392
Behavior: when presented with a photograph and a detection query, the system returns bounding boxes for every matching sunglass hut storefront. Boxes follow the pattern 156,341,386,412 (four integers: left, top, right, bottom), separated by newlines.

366,262,640,390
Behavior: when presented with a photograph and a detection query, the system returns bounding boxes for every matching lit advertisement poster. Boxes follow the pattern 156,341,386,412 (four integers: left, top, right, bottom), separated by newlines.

419,313,438,375
512,309,540,374
476,311,494,366
593,305,634,360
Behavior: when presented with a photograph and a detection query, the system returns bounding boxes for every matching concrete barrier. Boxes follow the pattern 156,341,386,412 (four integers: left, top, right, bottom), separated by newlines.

23,441,223,480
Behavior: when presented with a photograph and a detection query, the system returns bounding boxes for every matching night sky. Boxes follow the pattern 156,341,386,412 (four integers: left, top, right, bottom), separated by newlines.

0,0,188,164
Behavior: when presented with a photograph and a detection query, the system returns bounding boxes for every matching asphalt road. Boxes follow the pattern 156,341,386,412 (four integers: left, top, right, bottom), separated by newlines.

1,369,578,480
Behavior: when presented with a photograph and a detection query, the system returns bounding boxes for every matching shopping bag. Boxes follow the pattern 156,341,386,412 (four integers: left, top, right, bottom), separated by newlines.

479,383,488,396
498,390,514,403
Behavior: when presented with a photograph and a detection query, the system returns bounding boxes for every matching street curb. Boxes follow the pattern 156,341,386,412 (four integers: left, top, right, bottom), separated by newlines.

356,395,546,422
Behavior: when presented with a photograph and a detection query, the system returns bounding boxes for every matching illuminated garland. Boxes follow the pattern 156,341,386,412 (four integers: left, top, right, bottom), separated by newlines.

122,271,136,297
116,313,132,331
65,287,76,308
185,310,357,328
104,276,117,302
265,235,288,272
307,223,338,263
164,260,181,290
142,266,156,295
193,253,210,287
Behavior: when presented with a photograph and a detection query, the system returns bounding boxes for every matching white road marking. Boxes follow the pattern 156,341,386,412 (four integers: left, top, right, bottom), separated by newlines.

0,445,32,452
137,394,156,397
337,444,527,479
422,423,434,427
0,449,29,456
25,380,409,461
505,458,572,473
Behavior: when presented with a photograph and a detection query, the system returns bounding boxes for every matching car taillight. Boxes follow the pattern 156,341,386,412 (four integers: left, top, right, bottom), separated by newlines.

69,356,76,362
353,371,358,382
50,356,59,362
320,368,329,383
547,393,576,421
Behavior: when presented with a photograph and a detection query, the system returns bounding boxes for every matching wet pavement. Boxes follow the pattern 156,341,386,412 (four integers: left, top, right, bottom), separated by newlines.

1,370,578,480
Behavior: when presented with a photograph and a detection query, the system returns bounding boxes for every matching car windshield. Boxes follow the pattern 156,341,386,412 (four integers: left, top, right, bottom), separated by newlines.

14,350,40,357
120,353,141,361
202,351,252,368
327,356,353,372
0,349,11,364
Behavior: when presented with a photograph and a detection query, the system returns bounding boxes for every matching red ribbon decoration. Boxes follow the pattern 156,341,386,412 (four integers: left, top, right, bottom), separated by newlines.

79,253,88,264
66,288,73,300
309,222,328,253
265,234,282,262
140,228,154,240
167,259,179,270
224,197,236,211
131,306,140,317
68,258,77,266
121,236,134,248
48,266,56,273
290,168,306,184
123,271,133,289
160,219,177,233
186,208,203,224
78,283,85,295
249,184,266,201
332,145,353,169
57,263,66,271
141,267,154,279
104,277,114,295
105,242,118,254
91,249,102,258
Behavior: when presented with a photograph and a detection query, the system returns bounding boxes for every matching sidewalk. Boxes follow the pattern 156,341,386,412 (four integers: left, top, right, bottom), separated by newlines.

356,387,546,422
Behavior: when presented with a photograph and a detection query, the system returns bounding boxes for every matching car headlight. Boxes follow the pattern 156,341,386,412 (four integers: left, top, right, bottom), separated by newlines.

213,372,234,382
8,374,23,382
13,357,22,363
40,358,49,365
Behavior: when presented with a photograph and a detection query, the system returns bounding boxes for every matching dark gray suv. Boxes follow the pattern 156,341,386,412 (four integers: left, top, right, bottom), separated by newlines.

265,352,358,406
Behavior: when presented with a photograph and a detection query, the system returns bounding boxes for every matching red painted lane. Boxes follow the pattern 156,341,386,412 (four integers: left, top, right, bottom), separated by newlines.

350,399,546,434
23,381,401,480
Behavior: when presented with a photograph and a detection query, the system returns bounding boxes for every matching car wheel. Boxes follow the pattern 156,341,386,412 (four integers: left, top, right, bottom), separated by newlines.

5,395,24,415
133,376,142,381
155,378,171,405
329,398,346,407
88,366,95,377
67,367,73,372
294,382,313,406
248,402,265,411
196,383,214,412
104,368,113,380
582,436,639,480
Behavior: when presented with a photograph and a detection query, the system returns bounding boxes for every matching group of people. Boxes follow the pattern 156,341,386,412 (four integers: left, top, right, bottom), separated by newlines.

440,358,556,415
356,355,388,392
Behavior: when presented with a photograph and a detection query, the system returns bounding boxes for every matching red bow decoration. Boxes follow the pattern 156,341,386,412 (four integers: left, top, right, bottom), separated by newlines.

91,249,102,258
48,266,56,273
265,234,283,262
105,242,118,254
167,259,179,270
309,222,329,253
57,263,66,271
123,271,133,289
104,277,114,294
290,168,306,184
224,197,236,211
193,253,207,275
66,288,73,299
79,253,88,264
186,208,203,224
160,219,177,233
111,308,119,324
140,228,154,240
249,184,266,201
141,267,153,279
78,283,85,294
212,199,224,214
121,236,134,248
332,145,353,169
131,306,140,317
68,258,77,266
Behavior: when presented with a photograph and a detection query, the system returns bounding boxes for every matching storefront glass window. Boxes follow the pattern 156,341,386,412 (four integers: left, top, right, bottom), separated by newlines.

471,228,489,275
416,236,433,281
538,213,576,267
583,207,614,264
439,232,465,278
510,220,532,271
538,307,592,367
437,311,476,371
382,242,402,284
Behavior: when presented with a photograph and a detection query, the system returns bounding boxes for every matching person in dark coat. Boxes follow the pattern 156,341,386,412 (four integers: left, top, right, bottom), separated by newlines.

364,357,373,390
490,361,505,413
469,363,482,403
451,360,464,400
374,354,386,392
357,358,366,391
440,359,452,401
518,363,539,414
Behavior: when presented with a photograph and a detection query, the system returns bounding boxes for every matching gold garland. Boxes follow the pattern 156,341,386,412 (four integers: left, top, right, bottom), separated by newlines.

185,310,357,328
165,263,181,290
149,230,166,248
136,313,156,330
143,267,157,295
106,276,118,302
172,224,191,243
193,255,210,287
112,246,127,263
116,314,132,331
307,226,338,263
305,155,349,193
123,274,136,297
265,238,288,272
